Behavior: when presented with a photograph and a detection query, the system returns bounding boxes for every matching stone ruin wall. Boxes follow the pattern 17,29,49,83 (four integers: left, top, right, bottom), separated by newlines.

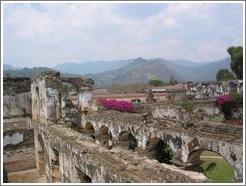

31,71,62,122
3,77,32,118
3,77,35,172
33,120,207,183
30,72,209,183
3,71,243,183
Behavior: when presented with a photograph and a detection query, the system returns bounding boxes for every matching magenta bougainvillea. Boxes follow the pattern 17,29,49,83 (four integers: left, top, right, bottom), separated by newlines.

99,99,135,113
215,95,232,108
215,95,233,120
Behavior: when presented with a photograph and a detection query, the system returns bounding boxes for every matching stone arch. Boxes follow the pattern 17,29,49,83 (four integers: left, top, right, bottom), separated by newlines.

145,138,173,163
187,149,235,182
75,166,92,183
50,147,61,182
98,126,113,149
118,131,137,151
84,122,95,133
37,134,45,174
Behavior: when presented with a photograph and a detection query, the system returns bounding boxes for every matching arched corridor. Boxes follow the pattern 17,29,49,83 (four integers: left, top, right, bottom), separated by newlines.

118,131,137,151
98,126,113,149
145,138,173,163
84,122,95,133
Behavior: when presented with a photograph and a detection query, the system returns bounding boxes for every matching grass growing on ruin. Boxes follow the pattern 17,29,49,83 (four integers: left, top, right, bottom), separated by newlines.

200,151,234,183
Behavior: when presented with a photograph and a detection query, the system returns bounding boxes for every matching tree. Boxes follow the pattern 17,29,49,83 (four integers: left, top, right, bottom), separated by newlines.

227,46,243,79
148,79,165,86
216,69,235,81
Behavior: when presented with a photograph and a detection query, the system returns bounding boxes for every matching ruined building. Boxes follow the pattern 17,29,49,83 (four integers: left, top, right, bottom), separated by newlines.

2,71,243,183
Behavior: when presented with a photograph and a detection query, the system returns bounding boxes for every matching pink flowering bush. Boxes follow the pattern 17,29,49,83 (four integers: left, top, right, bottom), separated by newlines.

215,95,233,120
99,99,135,113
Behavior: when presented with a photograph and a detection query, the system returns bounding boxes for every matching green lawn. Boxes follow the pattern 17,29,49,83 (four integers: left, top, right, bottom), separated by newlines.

200,154,234,183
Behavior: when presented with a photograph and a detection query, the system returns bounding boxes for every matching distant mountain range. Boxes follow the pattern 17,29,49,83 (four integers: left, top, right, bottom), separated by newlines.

4,57,231,87
54,59,133,74
87,57,231,87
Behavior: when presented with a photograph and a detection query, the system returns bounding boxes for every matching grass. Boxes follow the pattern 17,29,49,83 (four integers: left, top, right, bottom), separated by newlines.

199,151,234,183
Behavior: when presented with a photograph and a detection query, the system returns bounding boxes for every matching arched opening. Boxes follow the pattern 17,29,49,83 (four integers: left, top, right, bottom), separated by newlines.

50,148,61,182
187,150,234,183
118,131,137,151
75,166,92,183
84,122,95,133
37,134,45,175
145,138,173,163
98,126,113,149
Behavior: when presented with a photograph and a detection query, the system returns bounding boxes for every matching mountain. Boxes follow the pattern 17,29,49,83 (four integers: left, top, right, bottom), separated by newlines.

88,57,183,87
3,64,16,70
3,67,55,77
166,59,203,67
89,57,231,87
163,58,231,82
54,59,133,74
3,66,84,78
4,57,231,86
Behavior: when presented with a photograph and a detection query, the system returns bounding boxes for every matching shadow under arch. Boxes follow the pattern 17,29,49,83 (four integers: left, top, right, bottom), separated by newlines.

145,137,173,163
118,131,138,151
98,126,113,149
84,122,95,133
187,149,235,183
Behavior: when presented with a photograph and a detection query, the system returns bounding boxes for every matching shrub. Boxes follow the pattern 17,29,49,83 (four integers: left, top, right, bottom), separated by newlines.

215,95,233,120
99,99,135,113
160,143,173,163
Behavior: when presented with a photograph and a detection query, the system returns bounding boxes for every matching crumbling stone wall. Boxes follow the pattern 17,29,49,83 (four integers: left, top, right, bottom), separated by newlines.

3,77,34,174
3,118,35,172
151,103,190,122
33,120,207,183
3,78,32,118
3,92,31,118
31,71,62,121
3,77,31,96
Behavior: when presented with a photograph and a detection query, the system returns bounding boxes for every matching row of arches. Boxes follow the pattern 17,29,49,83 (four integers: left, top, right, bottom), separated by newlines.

83,122,236,182
36,123,236,183
84,122,173,163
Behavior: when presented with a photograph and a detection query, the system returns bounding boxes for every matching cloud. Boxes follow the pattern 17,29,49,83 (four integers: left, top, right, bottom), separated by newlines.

3,2,244,67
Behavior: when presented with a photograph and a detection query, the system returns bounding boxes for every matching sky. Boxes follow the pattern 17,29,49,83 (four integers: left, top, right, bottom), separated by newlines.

2,2,244,68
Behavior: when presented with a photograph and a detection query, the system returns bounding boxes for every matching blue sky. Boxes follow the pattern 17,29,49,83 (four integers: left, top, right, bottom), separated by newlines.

3,2,244,68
